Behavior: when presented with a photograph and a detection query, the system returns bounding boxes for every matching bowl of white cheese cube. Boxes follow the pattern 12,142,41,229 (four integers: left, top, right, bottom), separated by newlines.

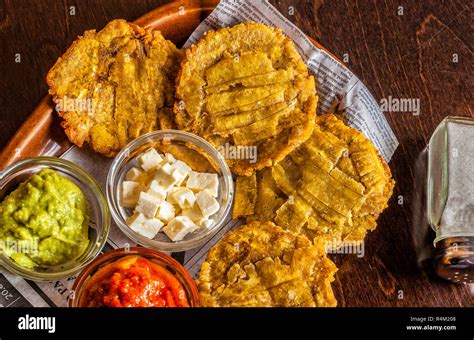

106,130,234,252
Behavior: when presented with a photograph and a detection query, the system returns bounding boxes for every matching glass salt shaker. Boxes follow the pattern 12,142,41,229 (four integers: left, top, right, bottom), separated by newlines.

427,116,474,284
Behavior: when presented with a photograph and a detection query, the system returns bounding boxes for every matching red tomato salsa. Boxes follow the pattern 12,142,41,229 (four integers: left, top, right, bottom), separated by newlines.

81,256,190,307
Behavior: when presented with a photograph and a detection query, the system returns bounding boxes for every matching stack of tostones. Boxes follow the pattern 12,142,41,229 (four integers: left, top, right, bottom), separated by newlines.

233,114,395,246
46,17,394,307
47,19,182,157
174,22,318,176
198,221,338,307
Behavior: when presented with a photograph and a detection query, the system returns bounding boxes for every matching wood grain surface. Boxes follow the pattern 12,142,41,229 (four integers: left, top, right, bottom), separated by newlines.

0,0,472,307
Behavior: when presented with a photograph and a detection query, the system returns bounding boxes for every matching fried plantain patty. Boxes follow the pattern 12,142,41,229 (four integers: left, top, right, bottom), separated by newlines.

234,114,395,246
198,221,337,307
174,22,318,176
47,19,182,157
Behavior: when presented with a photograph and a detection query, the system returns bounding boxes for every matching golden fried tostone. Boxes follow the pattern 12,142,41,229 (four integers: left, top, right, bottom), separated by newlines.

232,175,257,219
174,22,317,176
198,221,337,307
47,19,182,157
234,114,395,246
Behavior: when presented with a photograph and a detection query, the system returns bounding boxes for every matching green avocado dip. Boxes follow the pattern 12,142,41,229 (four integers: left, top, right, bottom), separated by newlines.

0,169,90,269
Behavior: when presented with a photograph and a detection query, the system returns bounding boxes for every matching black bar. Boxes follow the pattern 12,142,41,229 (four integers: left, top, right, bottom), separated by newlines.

0,307,472,339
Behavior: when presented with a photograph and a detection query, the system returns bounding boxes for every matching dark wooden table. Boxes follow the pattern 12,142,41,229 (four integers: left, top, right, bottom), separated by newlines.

0,0,472,307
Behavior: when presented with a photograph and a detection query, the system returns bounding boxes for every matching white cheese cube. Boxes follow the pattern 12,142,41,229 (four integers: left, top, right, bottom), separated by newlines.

126,212,147,229
168,187,196,209
153,164,183,191
164,153,177,164
172,169,187,187
156,200,175,222
137,148,163,171
199,219,214,229
146,180,167,201
125,167,146,183
182,204,206,223
196,190,220,217
131,218,164,239
186,172,219,197
166,187,180,204
136,192,161,219
163,216,196,241
174,160,192,176
121,181,142,208
160,163,174,174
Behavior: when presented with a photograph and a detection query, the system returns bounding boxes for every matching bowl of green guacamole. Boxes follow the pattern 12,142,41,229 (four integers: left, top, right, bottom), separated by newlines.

0,157,110,281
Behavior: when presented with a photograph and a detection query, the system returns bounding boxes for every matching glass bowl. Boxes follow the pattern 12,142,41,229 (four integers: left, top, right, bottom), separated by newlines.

0,157,110,281
69,247,199,307
107,130,234,252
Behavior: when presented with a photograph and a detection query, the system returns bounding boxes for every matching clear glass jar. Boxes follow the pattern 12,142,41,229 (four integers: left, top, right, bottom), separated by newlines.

427,116,474,283
106,130,234,252
69,247,199,307
0,157,110,281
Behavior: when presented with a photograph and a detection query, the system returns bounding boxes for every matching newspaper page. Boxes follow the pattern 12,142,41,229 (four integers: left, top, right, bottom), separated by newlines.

0,0,398,307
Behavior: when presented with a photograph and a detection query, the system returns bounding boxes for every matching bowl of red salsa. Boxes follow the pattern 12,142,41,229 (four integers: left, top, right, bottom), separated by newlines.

69,247,199,307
